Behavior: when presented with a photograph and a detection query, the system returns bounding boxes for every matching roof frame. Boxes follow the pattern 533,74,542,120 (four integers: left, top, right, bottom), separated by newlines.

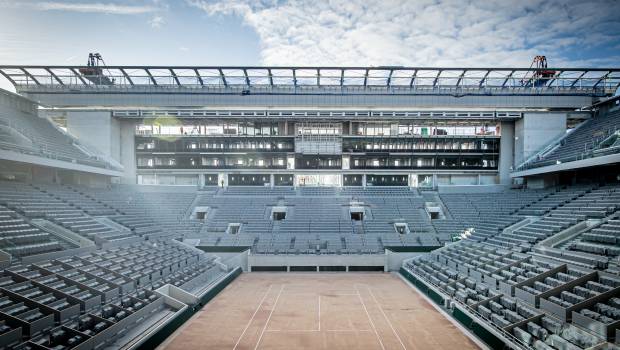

169,69,181,86
409,69,418,87
69,68,88,85
455,70,467,87
502,70,516,88
0,66,617,94
432,70,443,87
593,70,612,88
194,68,204,86
144,68,157,85
569,71,588,88
478,71,490,87
242,68,250,86
45,68,64,86
217,68,227,87
120,68,134,86
20,68,40,85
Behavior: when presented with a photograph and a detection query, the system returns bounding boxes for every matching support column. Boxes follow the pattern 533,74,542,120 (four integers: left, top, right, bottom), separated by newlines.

499,121,515,185
362,174,367,188
270,174,275,188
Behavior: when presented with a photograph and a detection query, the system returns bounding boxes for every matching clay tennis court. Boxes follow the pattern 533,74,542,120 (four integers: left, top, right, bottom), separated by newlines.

159,273,480,350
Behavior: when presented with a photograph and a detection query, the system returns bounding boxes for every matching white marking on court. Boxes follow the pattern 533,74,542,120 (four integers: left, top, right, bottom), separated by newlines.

356,288,386,350
232,284,273,350
318,295,321,331
265,329,373,332
367,285,407,350
254,284,284,350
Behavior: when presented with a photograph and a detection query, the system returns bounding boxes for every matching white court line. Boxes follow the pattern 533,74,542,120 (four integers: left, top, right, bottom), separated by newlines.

232,284,274,350
254,284,284,350
356,287,386,350
366,285,407,350
265,329,373,332
318,295,321,332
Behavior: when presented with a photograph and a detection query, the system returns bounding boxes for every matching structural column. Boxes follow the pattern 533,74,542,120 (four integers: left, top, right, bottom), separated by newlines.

498,121,515,185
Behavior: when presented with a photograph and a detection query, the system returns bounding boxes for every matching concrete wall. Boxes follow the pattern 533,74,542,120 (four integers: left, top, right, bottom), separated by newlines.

437,184,509,193
498,121,515,184
119,120,137,184
0,159,111,186
514,112,567,166
65,111,120,160
526,174,560,189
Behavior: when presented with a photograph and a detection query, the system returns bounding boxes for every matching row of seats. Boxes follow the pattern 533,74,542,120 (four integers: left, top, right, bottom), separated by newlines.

0,239,225,349
403,240,612,349
528,109,620,168
0,94,116,170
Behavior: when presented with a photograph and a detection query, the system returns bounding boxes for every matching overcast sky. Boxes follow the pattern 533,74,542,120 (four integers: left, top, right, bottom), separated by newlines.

1,0,619,92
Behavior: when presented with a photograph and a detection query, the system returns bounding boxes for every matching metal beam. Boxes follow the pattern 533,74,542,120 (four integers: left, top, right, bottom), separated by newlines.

0,69,17,86
169,69,181,86
455,70,467,87
501,70,515,87
569,71,588,88
120,68,134,86
545,70,563,87
409,69,418,87
316,69,320,87
340,69,344,86
386,69,394,88
593,70,612,88
193,68,204,86
292,69,297,87
20,68,40,85
432,70,442,87
217,68,227,87
478,70,490,87
242,68,250,86
267,68,273,86
69,68,88,85
45,68,64,85
144,68,157,85
363,69,369,87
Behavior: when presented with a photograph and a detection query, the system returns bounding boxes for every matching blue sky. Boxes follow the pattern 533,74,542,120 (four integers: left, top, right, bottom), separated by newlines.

1,0,620,92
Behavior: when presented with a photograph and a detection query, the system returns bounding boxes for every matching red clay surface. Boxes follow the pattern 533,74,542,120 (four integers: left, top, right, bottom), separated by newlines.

159,273,480,350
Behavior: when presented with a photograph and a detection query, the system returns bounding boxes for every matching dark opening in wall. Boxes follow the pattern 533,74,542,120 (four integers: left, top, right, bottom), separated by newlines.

319,266,346,272
348,266,384,272
204,174,218,186
251,266,287,272
273,211,286,220
227,223,241,235
290,266,317,272
394,223,409,234
430,212,440,219
350,212,364,221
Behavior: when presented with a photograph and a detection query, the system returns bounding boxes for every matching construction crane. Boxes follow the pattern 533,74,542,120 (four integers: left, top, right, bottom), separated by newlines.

521,55,556,88
78,53,115,85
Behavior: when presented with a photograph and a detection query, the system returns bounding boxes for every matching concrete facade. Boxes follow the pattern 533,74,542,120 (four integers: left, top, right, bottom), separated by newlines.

514,112,567,166
65,111,120,160
498,121,515,184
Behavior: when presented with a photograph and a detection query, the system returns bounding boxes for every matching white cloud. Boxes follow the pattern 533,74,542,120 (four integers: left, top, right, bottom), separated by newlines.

1,1,160,15
149,15,165,28
189,0,620,67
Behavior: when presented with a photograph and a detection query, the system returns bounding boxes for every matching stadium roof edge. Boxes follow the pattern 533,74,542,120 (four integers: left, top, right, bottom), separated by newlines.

2,65,618,93
0,65,619,70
